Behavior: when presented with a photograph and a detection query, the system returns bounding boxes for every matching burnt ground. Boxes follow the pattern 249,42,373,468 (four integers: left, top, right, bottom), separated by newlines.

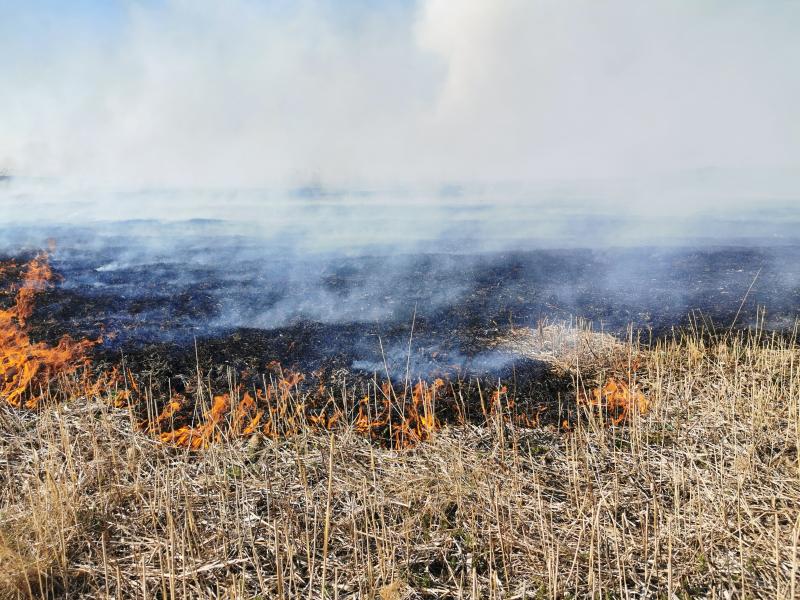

3,240,798,374
3,233,800,429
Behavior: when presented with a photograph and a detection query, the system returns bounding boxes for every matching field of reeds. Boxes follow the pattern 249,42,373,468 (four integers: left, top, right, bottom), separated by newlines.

2,317,799,599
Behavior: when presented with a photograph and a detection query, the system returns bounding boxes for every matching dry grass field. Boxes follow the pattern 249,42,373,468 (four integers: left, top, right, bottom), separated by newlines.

4,1,800,597
1,320,799,599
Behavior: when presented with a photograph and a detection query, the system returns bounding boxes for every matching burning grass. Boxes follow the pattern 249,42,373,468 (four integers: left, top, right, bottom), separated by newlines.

1,325,798,598
1,254,799,598
0,255,649,451
0,253,96,409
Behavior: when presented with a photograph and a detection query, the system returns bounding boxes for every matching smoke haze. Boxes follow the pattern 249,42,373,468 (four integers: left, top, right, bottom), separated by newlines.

2,1,799,358
1,0,799,199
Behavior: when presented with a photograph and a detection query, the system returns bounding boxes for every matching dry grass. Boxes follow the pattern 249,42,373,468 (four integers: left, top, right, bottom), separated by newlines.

1,324,799,598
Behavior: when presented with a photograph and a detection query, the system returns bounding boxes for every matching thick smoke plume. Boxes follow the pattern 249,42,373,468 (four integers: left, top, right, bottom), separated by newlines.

1,0,798,198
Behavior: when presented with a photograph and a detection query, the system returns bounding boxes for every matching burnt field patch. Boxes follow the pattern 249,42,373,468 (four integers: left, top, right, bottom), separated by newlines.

3,236,800,387
2,236,798,449
5,241,799,373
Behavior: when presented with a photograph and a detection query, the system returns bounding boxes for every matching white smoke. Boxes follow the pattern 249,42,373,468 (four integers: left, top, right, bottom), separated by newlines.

1,0,798,195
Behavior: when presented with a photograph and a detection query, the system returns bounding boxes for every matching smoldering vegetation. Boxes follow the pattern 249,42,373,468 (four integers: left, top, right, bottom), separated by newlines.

1,210,799,380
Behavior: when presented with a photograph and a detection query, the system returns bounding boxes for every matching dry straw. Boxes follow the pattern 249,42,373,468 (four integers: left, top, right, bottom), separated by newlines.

1,318,799,598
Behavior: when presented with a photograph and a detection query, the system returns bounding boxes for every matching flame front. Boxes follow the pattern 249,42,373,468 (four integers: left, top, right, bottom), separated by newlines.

0,254,96,408
1,250,647,450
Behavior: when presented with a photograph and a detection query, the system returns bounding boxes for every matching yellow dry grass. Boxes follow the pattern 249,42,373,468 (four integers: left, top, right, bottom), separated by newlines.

0,323,798,598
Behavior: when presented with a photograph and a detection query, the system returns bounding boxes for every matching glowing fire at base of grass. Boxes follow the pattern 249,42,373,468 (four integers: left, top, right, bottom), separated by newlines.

0,252,648,450
581,377,649,425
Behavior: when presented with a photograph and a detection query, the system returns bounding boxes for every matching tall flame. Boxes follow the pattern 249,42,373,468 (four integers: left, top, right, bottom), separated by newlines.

0,253,96,408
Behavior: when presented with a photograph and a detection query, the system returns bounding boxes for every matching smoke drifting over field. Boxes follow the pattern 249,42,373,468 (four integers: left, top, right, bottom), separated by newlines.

3,8,800,597
1,0,799,194
1,1,799,378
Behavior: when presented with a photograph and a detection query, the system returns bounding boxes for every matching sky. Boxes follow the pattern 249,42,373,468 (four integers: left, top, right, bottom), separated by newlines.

1,0,799,191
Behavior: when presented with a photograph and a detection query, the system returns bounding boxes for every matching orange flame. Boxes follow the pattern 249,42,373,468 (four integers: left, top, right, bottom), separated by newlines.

148,372,307,450
482,384,547,428
158,394,231,450
1,250,647,451
13,254,54,326
1,253,96,408
581,377,648,425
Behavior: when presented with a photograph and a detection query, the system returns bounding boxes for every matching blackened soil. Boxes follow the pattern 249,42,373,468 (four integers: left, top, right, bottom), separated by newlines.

3,244,800,385
4,242,799,431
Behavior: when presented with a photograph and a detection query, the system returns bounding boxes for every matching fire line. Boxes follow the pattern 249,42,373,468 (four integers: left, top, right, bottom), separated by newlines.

0,252,647,449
